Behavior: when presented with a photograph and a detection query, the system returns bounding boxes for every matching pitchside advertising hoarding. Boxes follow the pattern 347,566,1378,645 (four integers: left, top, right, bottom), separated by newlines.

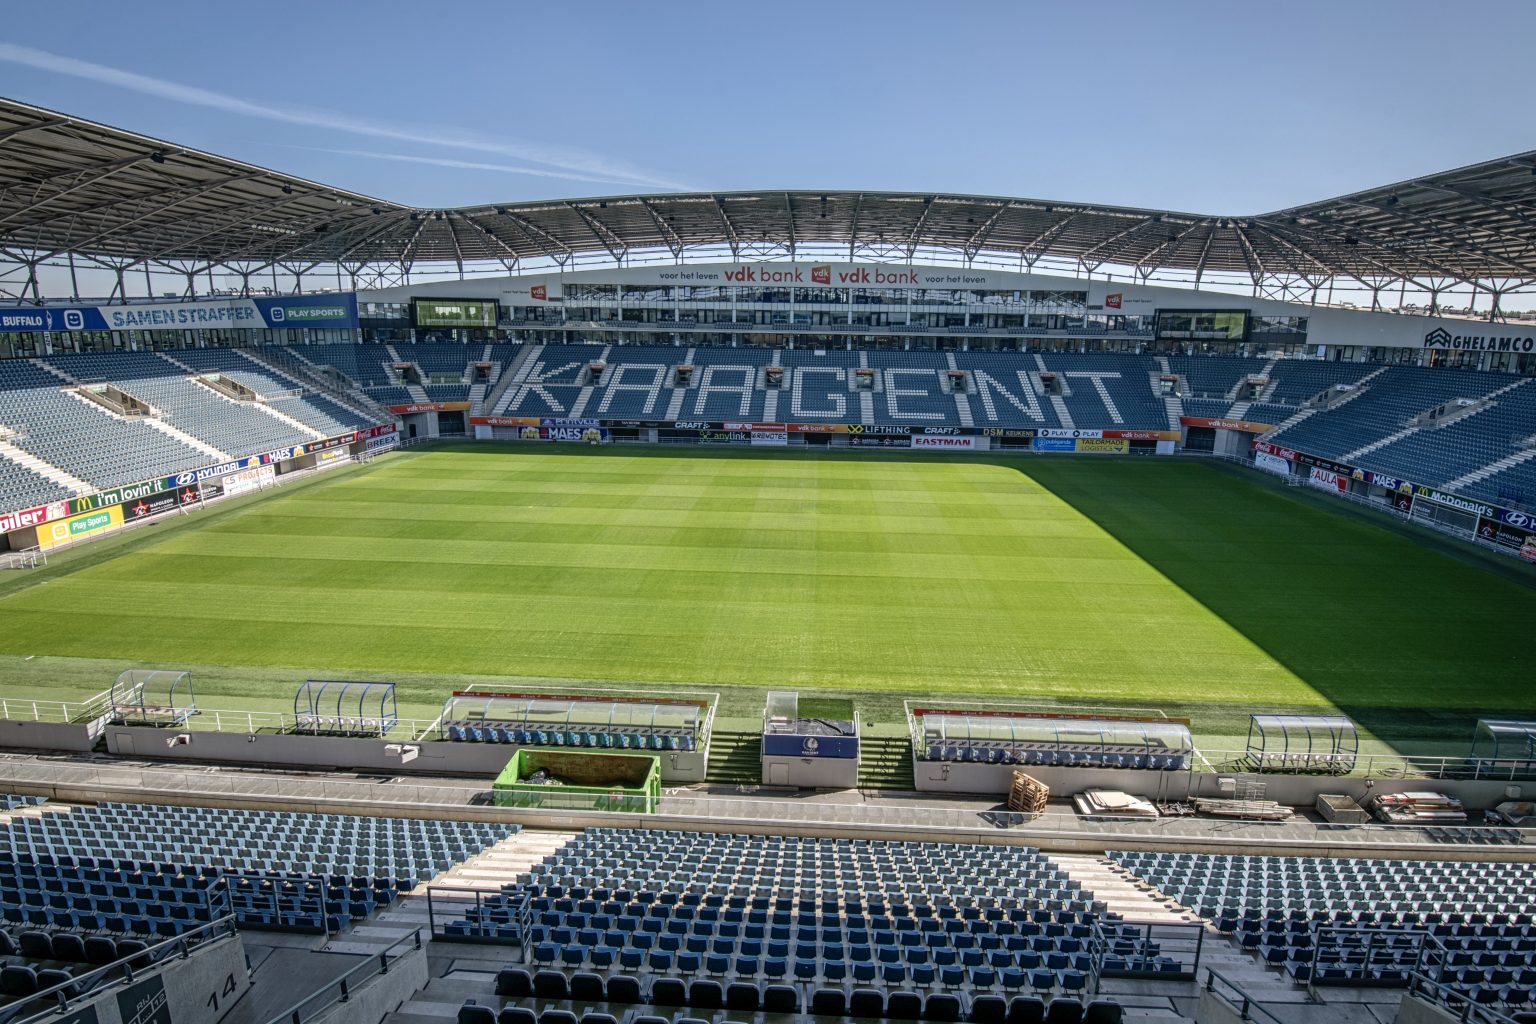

1,428,371,535
0,294,359,333
37,505,122,549
1252,438,1536,556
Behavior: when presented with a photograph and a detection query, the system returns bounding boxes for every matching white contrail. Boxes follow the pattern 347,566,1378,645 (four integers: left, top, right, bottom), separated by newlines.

0,42,689,191
277,145,661,189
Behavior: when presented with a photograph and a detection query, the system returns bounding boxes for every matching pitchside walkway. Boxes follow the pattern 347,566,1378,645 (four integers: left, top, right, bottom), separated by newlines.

0,752,1531,860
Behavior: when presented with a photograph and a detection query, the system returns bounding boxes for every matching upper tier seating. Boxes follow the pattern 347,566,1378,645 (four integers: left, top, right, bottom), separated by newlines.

45,352,307,457
0,358,211,489
1166,356,1269,400
1268,366,1517,460
290,344,398,387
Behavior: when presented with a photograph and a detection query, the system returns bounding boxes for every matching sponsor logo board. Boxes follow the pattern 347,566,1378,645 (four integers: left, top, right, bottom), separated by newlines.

1076,437,1129,454
123,490,180,521
1255,451,1291,476
1309,467,1349,493
1252,440,1298,461
1037,428,1103,439
1180,416,1276,433
223,465,276,498
0,501,67,534
387,402,471,414
1423,326,1536,353
1032,437,1077,452
39,505,123,550
911,435,979,450
750,431,789,447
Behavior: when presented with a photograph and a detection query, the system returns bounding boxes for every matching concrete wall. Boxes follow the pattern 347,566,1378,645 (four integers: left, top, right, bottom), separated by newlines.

761,755,859,789
1392,993,1460,1024
101,726,707,782
306,942,428,1024
42,931,249,1024
913,758,1525,811
0,718,100,752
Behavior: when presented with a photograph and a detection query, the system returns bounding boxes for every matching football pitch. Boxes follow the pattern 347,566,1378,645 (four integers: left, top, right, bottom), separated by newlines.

0,443,1531,756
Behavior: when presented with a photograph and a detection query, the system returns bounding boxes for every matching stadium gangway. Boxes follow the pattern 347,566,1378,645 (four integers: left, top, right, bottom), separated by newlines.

427,885,534,953
257,927,423,1024
1302,926,1450,998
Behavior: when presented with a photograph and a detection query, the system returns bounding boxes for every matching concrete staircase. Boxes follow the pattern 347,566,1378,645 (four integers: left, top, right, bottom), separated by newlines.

0,437,92,494
566,345,613,419
1263,365,1389,440
489,345,546,415
1446,446,1536,492
1034,355,1073,429
1049,855,1202,924
423,830,579,893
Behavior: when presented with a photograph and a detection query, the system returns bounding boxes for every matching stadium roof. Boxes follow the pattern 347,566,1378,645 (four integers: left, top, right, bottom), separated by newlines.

2,96,1534,290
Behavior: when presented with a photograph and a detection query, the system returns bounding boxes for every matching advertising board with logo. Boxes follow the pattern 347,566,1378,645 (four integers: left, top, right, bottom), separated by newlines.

1038,428,1103,439
1076,438,1129,454
750,431,789,447
387,402,471,414
39,505,123,550
0,294,358,332
1255,451,1291,476
316,448,351,466
222,465,276,498
1252,440,1298,462
363,432,399,454
1179,415,1277,433
0,501,69,535
846,435,911,447
911,435,980,450
357,423,398,440
122,490,181,521
761,734,859,759
1308,467,1348,493
1032,437,1077,452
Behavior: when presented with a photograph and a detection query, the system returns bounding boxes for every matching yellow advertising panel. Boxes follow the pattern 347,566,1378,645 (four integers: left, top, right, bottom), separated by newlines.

38,504,123,550
1076,438,1129,454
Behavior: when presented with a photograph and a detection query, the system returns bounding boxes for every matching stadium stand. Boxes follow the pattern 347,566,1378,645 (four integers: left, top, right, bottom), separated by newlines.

0,358,213,488
7,343,1536,518
0,800,517,935
435,828,1136,1023
44,351,308,456
1110,851,1536,1007
1165,356,1269,400
1268,366,1519,458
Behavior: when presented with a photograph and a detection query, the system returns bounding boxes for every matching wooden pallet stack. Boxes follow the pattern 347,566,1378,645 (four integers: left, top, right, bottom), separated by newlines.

1007,770,1048,818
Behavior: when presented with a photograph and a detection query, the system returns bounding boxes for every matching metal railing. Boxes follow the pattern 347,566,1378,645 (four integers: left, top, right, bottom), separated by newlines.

1404,971,1528,1024
1203,967,1295,1024
3,915,240,1024
1089,917,1205,993
260,927,422,1024
427,885,532,953
3,755,1532,855
1303,925,1447,997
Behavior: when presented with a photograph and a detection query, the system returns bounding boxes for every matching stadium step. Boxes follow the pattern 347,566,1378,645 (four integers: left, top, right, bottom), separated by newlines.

1046,855,1202,925
425,830,580,892
705,729,762,786
0,436,92,494
857,734,915,790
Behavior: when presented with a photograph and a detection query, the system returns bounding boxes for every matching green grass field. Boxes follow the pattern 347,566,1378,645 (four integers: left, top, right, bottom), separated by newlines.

0,443,1531,757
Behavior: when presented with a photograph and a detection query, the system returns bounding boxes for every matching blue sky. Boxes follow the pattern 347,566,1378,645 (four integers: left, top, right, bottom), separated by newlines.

2,0,1533,214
